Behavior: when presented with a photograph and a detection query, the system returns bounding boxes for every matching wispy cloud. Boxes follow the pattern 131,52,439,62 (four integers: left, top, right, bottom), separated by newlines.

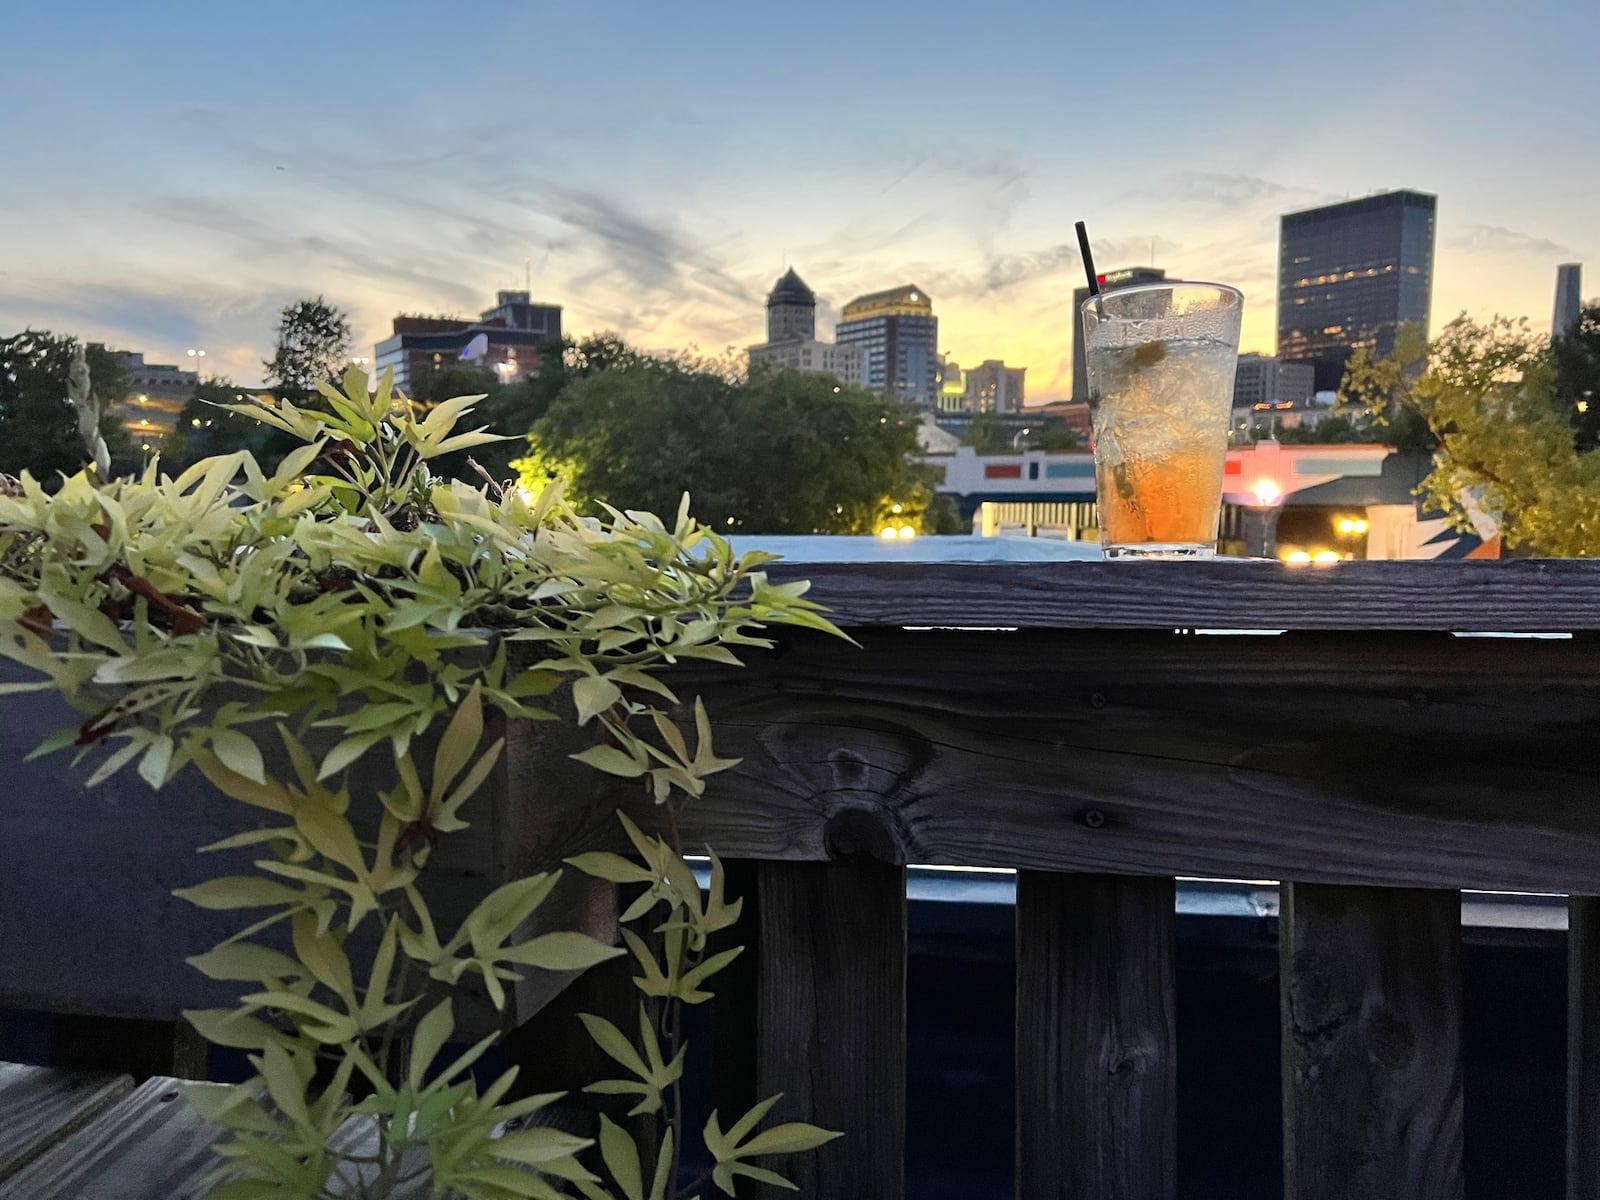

1449,224,1575,259
1169,171,1292,207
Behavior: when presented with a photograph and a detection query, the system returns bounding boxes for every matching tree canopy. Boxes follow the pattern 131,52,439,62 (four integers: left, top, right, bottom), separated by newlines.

1553,303,1600,450
517,350,956,535
1342,313,1600,556
264,296,351,403
0,330,135,479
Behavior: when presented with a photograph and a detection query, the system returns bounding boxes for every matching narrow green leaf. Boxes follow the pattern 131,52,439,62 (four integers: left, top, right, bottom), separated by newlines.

572,675,622,725
212,729,267,785
599,1115,645,1200
431,682,484,803
498,932,624,972
578,1012,651,1082
174,876,305,910
570,743,645,778
408,998,454,1090
735,1121,844,1158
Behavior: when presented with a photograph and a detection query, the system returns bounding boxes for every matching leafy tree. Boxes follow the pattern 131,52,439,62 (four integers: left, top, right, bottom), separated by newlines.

1342,313,1600,556
421,335,641,486
0,330,135,479
1553,302,1600,450
960,414,1014,452
1275,414,1368,444
263,296,351,403
1029,423,1082,452
519,354,938,534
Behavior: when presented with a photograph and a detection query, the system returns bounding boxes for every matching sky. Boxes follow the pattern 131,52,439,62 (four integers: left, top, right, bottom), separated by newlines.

1,0,1597,397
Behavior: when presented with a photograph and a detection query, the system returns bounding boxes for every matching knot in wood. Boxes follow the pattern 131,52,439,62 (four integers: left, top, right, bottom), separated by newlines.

826,747,876,790
1364,1005,1416,1068
823,807,903,864
1103,1038,1158,1081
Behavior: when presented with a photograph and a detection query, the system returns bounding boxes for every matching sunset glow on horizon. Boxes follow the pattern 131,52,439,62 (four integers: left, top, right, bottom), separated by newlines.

2,0,1595,395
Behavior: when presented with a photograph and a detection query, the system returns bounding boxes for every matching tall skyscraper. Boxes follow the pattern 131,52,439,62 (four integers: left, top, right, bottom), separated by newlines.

1277,190,1436,391
1071,267,1166,402
1555,264,1583,336
766,269,816,342
835,285,939,407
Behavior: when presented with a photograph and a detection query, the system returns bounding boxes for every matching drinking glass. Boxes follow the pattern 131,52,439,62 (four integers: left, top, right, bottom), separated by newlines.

1081,282,1243,558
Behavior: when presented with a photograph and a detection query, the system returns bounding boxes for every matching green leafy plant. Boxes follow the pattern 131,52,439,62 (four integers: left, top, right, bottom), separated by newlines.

1342,315,1600,555
0,367,841,1198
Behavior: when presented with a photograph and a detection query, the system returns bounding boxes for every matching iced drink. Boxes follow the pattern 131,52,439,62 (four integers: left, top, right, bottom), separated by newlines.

1081,283,1243,558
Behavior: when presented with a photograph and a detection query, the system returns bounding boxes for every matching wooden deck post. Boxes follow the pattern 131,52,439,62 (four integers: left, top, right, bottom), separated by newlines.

1281,883,1462,1200
1570,895,1600,1200
1015,871,1177,1200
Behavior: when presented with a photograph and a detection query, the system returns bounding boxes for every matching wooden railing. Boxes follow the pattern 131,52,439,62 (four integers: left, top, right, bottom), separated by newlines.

9,558,1600,1197
512,559,1600,1200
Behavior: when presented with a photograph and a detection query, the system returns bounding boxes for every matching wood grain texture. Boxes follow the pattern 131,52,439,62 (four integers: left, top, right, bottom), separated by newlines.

2,1075,225,1199
1015,872,1176,1200
610,629,1600,894
763,557,1600,631
1571,896,1600,1200
0,659,581,1034
1280,884,1462,1200
0,1063,131,1181
2,1084,428,1199
753,860,906,1200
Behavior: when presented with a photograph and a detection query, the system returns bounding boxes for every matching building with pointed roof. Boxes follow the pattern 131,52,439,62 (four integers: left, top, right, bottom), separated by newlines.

766,269,817,343
748,269,864,388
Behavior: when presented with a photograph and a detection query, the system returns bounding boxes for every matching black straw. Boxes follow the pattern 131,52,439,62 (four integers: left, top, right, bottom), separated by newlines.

1075,221,1100,296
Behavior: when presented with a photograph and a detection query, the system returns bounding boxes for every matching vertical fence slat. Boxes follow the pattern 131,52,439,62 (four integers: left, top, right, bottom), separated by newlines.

753,859,906,1200
1015,871,1177,1200
1570,896,1600,1199
1280,883,1462,1200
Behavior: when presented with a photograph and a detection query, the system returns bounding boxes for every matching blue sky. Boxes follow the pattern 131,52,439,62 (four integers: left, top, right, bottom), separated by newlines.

1,0,1595,395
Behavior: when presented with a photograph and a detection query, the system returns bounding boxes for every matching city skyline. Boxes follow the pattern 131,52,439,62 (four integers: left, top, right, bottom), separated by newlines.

1,0,1596,395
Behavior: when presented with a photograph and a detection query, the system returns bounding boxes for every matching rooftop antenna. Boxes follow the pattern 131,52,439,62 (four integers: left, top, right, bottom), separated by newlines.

524,256,531,293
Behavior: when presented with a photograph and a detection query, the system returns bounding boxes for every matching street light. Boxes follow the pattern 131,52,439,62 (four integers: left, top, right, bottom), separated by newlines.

186,348,206,360
1244,479,1285,559
1011,426,1033,451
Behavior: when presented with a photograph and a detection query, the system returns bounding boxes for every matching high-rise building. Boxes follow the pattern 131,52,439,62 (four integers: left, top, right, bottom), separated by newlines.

1232,353,1316,409
1230,353,1321,441
766,268,816,342
835,285,939,407
1555,264,1583,336
747,270,864,387
1071,267,1167,402
374,291,562,391
1277,191,1436,391
963,360,1026,413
